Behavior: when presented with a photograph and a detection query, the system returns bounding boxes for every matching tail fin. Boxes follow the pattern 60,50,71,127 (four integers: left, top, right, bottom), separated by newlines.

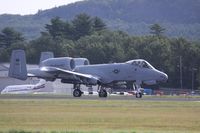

39,52,54,66
8,50,27,80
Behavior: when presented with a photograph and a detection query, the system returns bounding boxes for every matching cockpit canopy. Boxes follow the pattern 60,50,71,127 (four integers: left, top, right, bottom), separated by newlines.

126,59,155,69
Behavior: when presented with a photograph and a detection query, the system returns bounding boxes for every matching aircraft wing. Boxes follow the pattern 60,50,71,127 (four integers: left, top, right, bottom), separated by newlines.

40,66,99,81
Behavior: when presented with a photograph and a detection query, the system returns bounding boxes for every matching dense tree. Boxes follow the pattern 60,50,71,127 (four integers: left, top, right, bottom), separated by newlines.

27,34,61,63
45,17,72,39
0,27,26,62
0,27,24,48
92,17,106,31
150,24,166,37
45,15,107,41
72,13,93,40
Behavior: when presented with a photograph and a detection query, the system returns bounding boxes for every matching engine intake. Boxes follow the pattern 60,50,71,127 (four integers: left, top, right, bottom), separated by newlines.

74,58,90,66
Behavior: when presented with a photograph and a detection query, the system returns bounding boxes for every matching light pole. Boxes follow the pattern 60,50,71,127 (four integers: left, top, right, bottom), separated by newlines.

179,56,183,89
191,68,197,92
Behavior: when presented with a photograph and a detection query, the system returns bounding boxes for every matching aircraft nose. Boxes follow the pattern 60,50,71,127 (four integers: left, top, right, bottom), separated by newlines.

159,72,168,82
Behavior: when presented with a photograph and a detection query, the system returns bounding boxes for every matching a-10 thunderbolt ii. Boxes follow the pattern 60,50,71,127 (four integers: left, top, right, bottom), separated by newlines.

9,50,168,98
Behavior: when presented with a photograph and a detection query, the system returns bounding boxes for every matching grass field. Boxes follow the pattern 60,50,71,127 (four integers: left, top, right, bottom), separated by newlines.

0,96,200,133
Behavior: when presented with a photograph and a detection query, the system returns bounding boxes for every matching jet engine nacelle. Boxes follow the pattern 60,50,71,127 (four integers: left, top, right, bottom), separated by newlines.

74,58,90,66
143,80,157,85
40,57,75,70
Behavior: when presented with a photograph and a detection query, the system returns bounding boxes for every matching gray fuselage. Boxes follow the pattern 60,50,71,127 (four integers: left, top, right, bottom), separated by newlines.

74,61,167,84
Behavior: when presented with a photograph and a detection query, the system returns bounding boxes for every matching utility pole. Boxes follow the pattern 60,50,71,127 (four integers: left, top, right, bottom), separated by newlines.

179,56,183,89
191,68,197,92
192,68,194,92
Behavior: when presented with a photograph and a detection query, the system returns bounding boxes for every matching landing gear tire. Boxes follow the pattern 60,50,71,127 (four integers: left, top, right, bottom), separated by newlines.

73,89,82,97
136,92,142,98
99,89,107,98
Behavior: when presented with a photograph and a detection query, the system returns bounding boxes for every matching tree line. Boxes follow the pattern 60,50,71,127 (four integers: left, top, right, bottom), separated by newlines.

0,13,200,90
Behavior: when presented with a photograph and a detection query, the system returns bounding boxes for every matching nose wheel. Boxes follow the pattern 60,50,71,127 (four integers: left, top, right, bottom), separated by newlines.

134,83,143,98
136,92,142,98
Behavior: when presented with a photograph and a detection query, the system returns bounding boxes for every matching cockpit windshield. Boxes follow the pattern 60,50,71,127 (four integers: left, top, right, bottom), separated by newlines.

127,60,155,69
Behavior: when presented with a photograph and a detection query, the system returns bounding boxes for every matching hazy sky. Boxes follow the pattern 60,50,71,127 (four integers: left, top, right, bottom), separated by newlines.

0,0,84,15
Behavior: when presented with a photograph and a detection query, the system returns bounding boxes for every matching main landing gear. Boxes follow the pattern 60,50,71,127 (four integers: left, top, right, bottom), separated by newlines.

73,84,83,97
98,86,108,98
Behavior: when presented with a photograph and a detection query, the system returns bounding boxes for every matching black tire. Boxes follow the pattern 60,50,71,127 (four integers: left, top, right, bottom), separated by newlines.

136,92,142,98
73,89,82,97
99,89,107,98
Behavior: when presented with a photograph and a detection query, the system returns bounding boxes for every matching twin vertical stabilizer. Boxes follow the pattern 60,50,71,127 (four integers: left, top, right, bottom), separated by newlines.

39,52,54,66
8,50,27,80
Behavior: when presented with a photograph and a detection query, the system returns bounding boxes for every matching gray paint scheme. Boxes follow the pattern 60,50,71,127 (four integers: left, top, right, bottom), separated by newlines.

9,50,168,87
74,60,167,84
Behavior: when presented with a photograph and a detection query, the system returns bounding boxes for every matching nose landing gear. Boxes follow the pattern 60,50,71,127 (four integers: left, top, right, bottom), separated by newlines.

136,91,142,98
134,83,143,98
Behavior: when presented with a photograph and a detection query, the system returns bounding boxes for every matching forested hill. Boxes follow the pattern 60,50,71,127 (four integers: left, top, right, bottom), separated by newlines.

0,0,200,40
38,0,200,24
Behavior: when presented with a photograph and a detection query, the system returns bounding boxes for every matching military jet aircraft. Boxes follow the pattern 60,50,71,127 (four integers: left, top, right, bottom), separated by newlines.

9,50,168,98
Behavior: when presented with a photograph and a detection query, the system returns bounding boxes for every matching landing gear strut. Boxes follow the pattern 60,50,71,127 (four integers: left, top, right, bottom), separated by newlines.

98,86,107,98
73,84,83,97
134,83,143,98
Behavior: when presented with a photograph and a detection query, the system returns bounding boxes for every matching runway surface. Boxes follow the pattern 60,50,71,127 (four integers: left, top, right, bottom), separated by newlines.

0,94,200,101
